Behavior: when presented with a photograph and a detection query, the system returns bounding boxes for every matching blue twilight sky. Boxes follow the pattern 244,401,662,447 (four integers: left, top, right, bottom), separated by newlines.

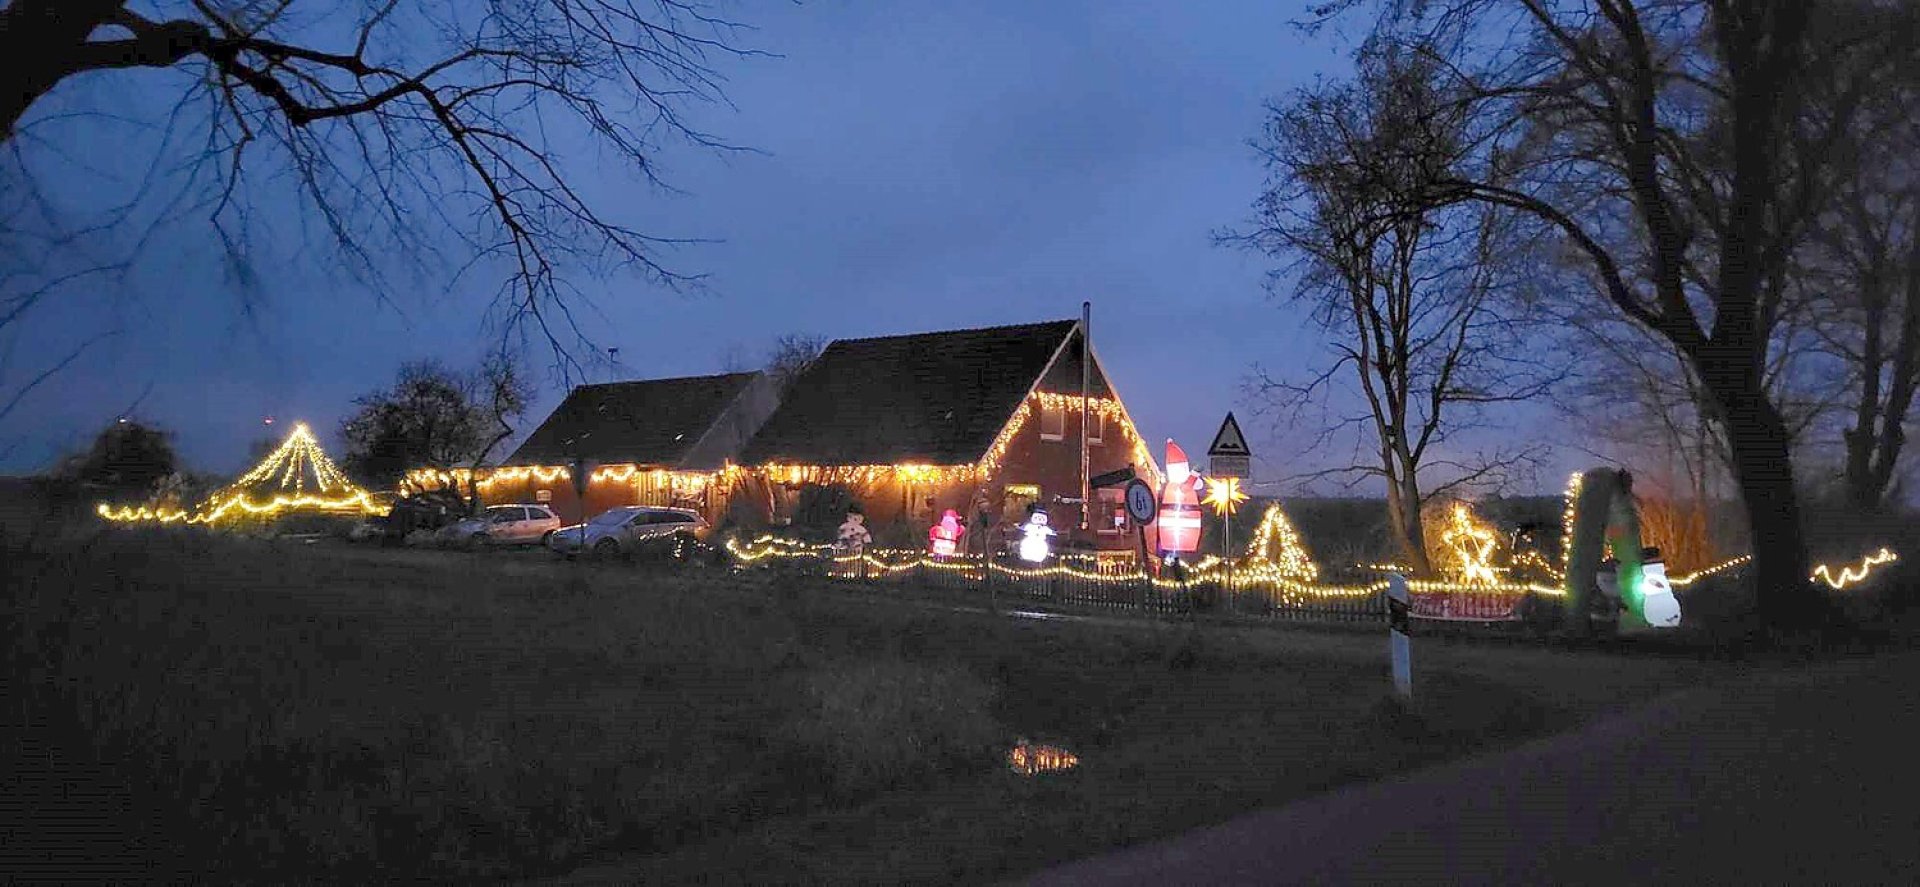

0,1,1558,491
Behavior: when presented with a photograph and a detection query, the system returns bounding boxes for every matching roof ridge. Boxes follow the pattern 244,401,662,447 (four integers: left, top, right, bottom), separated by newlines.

573,370,760,390
825,318,1076,348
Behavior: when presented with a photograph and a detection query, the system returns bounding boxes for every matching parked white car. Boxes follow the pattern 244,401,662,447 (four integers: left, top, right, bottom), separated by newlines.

440,504,564,548
547,506,707,557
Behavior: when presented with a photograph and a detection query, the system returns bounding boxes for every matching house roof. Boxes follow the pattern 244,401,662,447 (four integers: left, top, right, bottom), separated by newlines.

738,319,1083,466
506,372,760,467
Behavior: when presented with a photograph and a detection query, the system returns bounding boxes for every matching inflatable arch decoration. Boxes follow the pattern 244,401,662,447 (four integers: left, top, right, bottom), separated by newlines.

1562,467,1682,631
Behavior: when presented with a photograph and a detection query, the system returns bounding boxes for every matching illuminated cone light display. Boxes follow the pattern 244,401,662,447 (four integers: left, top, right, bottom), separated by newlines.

96,422,383,525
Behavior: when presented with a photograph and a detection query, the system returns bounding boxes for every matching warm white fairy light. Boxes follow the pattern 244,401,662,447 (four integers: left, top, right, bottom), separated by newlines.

397,393,1161,512
1441,502,1505,586
1560,471,1583,573
1812,549,1898,590
1007,741,1079,776
1242,503,1319,582
98,422,383,525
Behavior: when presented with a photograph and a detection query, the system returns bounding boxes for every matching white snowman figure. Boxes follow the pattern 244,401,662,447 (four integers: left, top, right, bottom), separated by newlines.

1018,509,1056,563
836,510,871,557
1639,551,1682,627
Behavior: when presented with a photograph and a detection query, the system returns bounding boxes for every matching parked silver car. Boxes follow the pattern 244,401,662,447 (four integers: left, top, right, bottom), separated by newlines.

440,504,565,547
547,506,707,557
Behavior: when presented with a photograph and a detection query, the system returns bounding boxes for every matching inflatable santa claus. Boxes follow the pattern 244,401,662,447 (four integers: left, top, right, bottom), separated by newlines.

1157,440,1204,557
928,508,965,558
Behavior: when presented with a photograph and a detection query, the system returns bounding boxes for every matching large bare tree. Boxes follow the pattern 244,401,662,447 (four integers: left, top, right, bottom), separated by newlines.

1307,0,1913,632
1800,36,1920,510
1231,48,1556,575
0,0,758,390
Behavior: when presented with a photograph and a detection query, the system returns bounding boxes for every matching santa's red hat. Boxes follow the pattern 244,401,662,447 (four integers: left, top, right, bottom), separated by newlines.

1165,440,1189,473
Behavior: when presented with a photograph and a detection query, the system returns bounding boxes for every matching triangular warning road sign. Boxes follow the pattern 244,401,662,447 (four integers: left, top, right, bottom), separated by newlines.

1208,412,1251,456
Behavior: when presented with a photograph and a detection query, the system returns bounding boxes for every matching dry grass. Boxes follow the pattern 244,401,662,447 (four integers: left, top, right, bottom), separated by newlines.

4,517,1731,883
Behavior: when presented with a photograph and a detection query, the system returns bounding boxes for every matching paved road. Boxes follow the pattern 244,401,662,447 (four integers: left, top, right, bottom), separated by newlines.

1027,651,1920,886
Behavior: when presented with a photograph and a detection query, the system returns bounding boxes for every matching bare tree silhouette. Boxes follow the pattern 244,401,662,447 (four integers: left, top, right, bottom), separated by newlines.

0,0,765,418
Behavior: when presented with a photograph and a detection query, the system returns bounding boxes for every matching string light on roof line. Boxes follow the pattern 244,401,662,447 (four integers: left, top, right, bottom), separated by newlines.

401,392,1163,496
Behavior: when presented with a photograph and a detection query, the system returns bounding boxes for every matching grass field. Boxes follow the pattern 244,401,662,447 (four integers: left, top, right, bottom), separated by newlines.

5,522,1742,883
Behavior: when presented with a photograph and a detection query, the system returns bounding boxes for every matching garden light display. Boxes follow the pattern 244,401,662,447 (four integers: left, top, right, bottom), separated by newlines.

1813,548,1898,590
1244,502,1320,582
929,509,965,558
1441,502,1504,586
1007,740,1078,776
721,477,1896,620
97,423,381,525
1017,509,1057,563
1156,440,1203,556
1203,475,1250,599
1202,476,1248,518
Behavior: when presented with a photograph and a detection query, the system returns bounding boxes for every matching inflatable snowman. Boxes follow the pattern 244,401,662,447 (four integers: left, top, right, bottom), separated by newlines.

1639,550,1681,627
1018,509,1057,563
836,510,871,556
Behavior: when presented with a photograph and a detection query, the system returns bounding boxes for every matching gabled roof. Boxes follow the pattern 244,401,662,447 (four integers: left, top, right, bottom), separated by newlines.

738,319,1081,466
507,372,760,467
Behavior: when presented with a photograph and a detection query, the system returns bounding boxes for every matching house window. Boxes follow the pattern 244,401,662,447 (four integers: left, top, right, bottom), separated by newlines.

1040,403,1065,441
772,485,801,525
1003,484,1041,528
1097,486,1126,535
1088,410,1105,445
906,485,936,526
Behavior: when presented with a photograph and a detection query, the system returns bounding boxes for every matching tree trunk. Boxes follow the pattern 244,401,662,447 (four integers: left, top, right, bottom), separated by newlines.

0,0,128,139
1845,221,1920,511
1706,375,1823,632
1384,471,1433,575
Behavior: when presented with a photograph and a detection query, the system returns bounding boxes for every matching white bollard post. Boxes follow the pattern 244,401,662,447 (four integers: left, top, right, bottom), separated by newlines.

1387,573,1412,702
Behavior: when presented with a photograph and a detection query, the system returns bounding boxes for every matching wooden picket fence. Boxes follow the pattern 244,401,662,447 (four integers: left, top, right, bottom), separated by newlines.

719,541,1547,626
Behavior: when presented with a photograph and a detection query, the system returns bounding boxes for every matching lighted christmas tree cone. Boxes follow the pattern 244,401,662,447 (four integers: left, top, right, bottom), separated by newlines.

96,422,381,526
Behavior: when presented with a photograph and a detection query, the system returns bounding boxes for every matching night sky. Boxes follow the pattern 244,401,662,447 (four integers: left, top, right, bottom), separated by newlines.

2,2,1555,491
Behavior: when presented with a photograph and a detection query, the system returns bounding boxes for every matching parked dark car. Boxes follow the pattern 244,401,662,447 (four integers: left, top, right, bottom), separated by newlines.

381,490,468,544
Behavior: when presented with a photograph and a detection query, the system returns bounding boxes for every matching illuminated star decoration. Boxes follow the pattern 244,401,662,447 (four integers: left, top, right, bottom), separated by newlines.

1202,476,1247,518
1442,502,1504,585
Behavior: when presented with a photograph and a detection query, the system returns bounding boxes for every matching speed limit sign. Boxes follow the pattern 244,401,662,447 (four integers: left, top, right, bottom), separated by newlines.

1123,479,1156,524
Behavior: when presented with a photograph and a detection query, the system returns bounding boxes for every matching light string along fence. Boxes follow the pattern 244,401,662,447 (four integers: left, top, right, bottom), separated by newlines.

724,477,1901,623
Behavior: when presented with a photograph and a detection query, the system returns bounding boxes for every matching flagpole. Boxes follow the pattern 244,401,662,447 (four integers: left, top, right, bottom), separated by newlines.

1079,301,1091,535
